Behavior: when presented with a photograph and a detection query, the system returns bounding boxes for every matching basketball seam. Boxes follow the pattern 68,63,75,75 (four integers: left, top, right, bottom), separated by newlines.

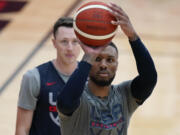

73,22,117,40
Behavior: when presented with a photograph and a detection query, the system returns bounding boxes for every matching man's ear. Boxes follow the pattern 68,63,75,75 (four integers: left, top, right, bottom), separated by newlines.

52,38,57,48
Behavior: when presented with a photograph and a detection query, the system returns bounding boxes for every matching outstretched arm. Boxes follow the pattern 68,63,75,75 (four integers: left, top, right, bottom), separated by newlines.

109,3,157,104
56,60,91,116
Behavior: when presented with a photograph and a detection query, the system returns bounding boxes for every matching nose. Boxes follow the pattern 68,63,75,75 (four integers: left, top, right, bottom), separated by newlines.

67,42,73,51
100,60,107,70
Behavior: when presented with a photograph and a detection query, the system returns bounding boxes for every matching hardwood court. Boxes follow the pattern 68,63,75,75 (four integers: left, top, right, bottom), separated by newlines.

0,0,179,135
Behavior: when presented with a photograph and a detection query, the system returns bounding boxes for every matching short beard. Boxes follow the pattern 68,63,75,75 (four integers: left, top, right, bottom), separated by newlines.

90,75,115,86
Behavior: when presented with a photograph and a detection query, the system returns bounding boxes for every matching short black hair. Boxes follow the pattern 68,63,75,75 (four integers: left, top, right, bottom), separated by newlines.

109,42,118,55
53,17,73,38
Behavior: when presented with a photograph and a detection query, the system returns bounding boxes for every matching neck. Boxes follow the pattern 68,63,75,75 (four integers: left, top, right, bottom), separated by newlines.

53,59,77,75
88,80,111,98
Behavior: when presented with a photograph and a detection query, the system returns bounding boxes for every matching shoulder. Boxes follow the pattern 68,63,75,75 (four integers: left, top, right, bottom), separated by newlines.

22,68,40,85
113,80,139,113
112,80,133,101
113,80,132,93
24,68,39,79
21,68,41,99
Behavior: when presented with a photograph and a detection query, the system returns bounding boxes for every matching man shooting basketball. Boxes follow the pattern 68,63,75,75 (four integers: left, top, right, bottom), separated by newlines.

57,3,157,135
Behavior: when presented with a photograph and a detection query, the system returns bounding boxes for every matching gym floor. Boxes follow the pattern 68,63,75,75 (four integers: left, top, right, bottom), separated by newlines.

0,0,179,134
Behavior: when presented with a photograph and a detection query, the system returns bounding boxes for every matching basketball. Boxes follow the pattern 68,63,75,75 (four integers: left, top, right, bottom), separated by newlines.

73,1,118,47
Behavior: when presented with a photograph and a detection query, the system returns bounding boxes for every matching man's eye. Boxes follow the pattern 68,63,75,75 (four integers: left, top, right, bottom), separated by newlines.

61,40,68,44
107,58,113,63
95,57,101,62
72,40,79,45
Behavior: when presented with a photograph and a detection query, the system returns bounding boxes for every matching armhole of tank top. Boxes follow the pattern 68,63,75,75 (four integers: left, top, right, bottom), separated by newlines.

36,68,41,100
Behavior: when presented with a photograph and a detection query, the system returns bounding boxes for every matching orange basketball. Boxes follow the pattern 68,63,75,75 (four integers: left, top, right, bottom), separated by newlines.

73,1,118,47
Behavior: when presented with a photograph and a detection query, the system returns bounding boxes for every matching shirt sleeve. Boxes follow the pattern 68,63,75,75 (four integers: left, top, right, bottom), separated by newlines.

129,38,157,104
18,68,40,110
